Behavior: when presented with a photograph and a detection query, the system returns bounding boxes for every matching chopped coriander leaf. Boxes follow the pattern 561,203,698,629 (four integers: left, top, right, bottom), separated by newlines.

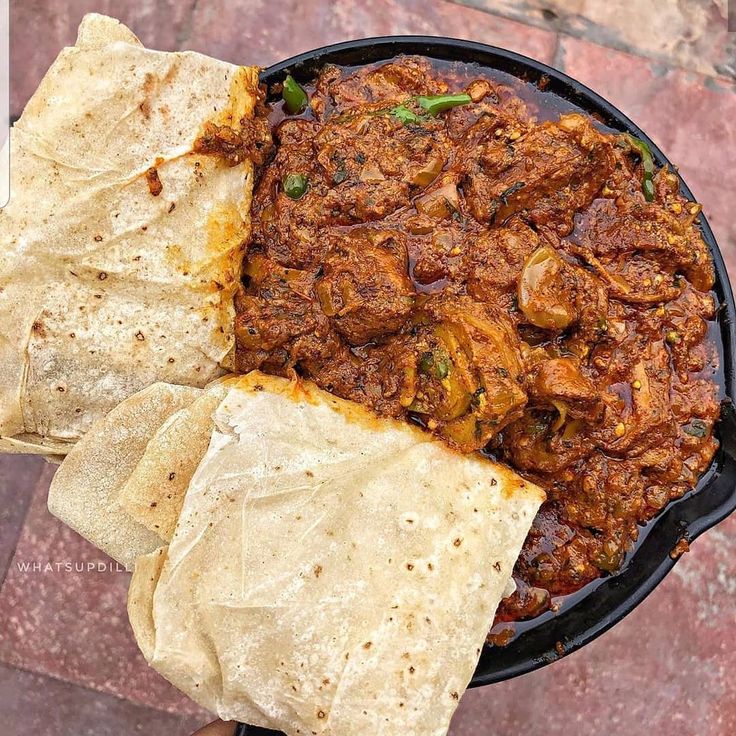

391,105,423,125
683,419,708,438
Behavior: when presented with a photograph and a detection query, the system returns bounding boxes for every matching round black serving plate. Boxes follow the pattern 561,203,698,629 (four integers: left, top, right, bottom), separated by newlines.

256,37,736,691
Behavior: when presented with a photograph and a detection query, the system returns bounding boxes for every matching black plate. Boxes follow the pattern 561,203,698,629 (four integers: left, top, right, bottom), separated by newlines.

258,36,736,688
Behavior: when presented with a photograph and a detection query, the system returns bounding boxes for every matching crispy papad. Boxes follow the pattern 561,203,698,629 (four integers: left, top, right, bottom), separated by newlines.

48,382,201,569
128,372,544,735
0,13,259,456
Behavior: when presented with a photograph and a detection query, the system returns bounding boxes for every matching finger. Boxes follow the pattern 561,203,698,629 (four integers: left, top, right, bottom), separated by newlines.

192,720,237,736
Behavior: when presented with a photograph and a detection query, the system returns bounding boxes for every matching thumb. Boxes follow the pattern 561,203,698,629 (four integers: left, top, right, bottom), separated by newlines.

192,720,237,736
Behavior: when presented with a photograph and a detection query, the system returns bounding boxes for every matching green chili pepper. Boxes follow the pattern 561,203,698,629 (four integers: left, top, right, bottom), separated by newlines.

683,419,708,438
417,93,472,116
623,134,655,202
332,162,348,184
391,105,423,125
418,351,451,380
434,357,451,380
282,74,308,114
418,352,434,375
282,173,308,199
387,93,474,124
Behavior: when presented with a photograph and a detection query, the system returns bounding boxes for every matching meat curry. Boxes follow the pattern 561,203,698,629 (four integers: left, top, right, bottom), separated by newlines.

233,57,721,629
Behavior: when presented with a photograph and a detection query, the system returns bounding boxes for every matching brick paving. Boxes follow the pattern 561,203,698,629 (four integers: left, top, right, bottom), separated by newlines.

0,467,207,718
3,1,735,734
557,36,736,276
0,662,204,736
183,0,557,69
453,0,736,81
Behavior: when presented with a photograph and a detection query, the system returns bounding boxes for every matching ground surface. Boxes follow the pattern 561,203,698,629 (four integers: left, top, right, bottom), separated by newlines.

2,1,735,734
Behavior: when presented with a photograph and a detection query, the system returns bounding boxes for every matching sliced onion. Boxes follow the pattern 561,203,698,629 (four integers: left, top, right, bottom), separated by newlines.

441,412,478,447
404,215,435,235
315,280,338,317
432,324,474,421
432,230,454,252
561,418,584,442
518,246,576,330
359,163,385,182
550,399,569,432
410,156,444,188
399,359,418,408
259,204,275,224
416,182,460,219
244,254,269,282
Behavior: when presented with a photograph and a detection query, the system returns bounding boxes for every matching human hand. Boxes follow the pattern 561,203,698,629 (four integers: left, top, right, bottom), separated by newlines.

192,720,237,736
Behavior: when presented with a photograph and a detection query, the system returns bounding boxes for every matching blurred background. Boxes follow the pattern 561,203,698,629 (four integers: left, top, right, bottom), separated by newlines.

1,1,734,734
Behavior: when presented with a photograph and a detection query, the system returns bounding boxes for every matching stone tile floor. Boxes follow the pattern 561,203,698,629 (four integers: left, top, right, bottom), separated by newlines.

3,1,735,734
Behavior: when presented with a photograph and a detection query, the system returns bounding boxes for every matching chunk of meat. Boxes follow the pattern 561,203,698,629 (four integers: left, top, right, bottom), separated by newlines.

313,58,447,114
445,84,530,143
573,188,714,294
410,296,527,450
527,358,601,421
461,113,615,233
409,226,466,287
255,112,456,270
502,408,595,474
251,120,327,268
315,230,415,345
234,255,335,372
465,219,539,307
591,336,676,458
656,288,716,376
300,335,419,418
315,114,447,190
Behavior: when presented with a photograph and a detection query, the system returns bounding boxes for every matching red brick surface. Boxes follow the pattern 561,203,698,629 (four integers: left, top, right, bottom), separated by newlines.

184,0,557,69
558,36,736,277
9,0,195,119
451,0,736,82
450,514,736,735
0,455,43,582
0,468,208,720
0,661,206,736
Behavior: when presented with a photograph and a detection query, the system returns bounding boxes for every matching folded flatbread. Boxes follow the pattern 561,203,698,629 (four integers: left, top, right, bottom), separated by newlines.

117,383,230,540
126,373,544,735
47,376,232,568
48,381,202,569
0,14,261,456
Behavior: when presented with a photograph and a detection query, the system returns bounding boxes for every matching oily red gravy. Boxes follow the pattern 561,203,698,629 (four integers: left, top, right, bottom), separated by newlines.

234,57,721,631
